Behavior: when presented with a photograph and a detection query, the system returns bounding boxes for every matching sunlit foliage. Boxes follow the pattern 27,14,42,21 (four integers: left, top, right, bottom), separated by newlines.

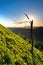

0,24,43,65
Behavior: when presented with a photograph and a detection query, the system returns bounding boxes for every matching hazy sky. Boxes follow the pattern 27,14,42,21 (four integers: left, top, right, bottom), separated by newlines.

0,0,43,27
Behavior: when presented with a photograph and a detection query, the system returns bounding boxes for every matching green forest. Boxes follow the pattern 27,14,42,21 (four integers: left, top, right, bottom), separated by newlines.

0,24,43,65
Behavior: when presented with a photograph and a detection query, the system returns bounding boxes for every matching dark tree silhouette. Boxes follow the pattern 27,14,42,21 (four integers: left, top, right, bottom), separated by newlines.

24,13,34,65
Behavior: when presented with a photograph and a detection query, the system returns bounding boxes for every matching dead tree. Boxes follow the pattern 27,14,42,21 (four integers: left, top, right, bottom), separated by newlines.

24,13,34,65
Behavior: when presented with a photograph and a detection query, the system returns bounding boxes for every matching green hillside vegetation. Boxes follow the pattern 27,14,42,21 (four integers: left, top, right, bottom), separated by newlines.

0,24,43,65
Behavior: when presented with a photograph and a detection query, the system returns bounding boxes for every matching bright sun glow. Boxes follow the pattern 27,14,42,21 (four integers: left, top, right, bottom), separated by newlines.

24,15,43,27
0,15,43,27
29,15,36,21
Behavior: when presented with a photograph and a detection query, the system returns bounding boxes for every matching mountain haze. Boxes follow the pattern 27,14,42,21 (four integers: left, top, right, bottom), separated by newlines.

8,27,43,43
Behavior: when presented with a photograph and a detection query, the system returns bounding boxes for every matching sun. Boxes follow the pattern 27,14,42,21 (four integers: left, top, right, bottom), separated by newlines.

29,15,36,21
29,15,43,27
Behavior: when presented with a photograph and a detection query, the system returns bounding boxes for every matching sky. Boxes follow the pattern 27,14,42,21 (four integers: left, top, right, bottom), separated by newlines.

0,0,43,27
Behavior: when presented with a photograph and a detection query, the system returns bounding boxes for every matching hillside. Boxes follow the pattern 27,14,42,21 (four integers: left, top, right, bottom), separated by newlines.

8,27,43,51
0,24,43,65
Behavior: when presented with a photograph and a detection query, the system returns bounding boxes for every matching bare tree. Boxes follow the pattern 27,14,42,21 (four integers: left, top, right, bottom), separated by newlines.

24,13,34,65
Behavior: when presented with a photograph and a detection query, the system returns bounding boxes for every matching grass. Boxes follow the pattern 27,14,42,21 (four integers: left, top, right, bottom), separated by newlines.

0,24,43,65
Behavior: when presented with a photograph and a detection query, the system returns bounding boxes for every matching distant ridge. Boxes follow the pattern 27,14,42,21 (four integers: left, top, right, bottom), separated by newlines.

8,26,43,42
